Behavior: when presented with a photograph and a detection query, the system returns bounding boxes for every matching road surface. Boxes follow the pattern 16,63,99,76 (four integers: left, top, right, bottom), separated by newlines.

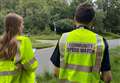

35,47,56,75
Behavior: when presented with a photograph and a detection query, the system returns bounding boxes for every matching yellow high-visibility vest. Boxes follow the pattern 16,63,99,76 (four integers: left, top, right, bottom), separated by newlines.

0,35,38,83
59,28,105,83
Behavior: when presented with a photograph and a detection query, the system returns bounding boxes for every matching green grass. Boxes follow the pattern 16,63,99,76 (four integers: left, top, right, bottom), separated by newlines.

30,33,60,49
30,33,61,40
32,40,54,49
36,72,58,83
99,32,120,39
110,47,120,83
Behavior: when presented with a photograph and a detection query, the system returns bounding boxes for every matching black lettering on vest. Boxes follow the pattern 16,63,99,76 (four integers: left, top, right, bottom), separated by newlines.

67,43,95,54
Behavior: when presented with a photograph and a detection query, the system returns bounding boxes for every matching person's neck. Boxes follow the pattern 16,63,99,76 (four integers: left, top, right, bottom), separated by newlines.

76,22,88,29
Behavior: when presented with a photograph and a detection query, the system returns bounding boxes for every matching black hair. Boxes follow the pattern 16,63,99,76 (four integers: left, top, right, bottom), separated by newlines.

75,3,95,24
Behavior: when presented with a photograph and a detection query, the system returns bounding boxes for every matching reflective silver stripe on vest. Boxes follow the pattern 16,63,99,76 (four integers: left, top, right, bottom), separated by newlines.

59,33,103,73
59,33,69,67
0,71,16,76
23,57,36,69
92,34,103,72
23,57,36,67
61,62,93,72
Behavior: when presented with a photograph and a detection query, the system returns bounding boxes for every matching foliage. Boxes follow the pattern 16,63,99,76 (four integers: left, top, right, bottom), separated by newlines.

94,10,106,32
55,19,74,34
36,72,58,83
0,11,5,33
0,0,120,34
95,0,120,33
110,47,120,83
104,0,120,33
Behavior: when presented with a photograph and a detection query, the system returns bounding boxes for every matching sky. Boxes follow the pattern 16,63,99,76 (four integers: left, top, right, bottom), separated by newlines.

92,0,97,2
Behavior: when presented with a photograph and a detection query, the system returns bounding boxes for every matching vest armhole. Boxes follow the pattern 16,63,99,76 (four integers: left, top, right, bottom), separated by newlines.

59,33,69,67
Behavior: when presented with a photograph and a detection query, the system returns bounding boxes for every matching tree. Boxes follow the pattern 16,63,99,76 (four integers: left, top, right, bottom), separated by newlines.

94,0,120,34
104,0,120,33
94,10,106,32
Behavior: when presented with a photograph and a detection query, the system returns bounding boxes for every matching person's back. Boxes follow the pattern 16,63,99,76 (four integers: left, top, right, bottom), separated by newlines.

13,35,38,83
59,28,105,83
0,13,38,83
51,3,112,83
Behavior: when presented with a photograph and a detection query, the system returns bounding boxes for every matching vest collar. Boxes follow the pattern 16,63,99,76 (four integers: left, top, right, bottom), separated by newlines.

75,24,88,29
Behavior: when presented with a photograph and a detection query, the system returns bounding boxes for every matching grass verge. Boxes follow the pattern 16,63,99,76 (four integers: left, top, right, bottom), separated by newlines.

32,40,54,49
110,46,120,83
99,32,120,39
30,34,61,40
30,33,59,49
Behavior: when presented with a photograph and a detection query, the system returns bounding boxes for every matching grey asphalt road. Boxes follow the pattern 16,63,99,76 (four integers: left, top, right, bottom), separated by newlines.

35,47,56,75
107,39,120,48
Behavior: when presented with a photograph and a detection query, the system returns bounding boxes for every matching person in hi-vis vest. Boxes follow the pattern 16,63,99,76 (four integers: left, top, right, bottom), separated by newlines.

0,13,38,83
50,3,112,83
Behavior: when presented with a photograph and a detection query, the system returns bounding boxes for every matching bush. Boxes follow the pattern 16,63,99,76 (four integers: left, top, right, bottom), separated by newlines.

55,19,74,34
110,47,120,83
36,72,59,83
0,10,6,34
0,15,4,34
